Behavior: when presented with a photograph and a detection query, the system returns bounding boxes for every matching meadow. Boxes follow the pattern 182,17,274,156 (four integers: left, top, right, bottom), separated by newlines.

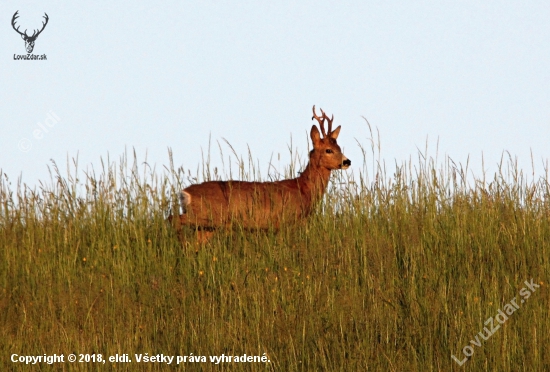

1,136,549,371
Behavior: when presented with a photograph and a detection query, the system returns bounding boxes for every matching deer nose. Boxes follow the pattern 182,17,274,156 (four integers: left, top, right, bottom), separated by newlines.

343,159,351,167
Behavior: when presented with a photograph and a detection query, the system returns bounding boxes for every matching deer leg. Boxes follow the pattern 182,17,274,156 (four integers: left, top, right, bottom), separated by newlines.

168,212,214,248
196,229,215,244
166,213,186,248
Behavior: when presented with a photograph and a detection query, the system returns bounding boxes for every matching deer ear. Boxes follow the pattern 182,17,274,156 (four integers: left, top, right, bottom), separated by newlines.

330,125,341,140
21,34,26,40
310,125,321,145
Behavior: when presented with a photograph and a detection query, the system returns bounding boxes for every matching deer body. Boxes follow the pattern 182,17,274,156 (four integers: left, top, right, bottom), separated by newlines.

171,106,350,232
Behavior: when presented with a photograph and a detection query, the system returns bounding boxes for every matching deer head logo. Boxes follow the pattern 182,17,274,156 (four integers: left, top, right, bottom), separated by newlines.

12,11,49,54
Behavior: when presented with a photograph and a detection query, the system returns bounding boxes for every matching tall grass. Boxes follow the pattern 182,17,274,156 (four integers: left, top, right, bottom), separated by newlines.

1,135,549,371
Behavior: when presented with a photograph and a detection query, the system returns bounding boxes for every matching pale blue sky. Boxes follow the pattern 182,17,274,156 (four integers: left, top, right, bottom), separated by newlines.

1,1,549,187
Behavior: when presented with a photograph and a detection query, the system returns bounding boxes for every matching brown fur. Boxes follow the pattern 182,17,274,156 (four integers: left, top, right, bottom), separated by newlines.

169,106,350,232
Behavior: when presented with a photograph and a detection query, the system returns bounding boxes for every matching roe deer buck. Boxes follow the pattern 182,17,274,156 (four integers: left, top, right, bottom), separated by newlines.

169,106,350,238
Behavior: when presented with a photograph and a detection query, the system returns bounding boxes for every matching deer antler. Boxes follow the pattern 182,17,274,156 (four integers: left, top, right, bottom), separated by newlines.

30,13,49,39
11,11,26,37
312,105,327,138
12,11,49,40
324,112,334,135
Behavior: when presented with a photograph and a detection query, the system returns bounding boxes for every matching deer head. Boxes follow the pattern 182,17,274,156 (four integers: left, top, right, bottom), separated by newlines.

310,105,351,171
12,11,49,54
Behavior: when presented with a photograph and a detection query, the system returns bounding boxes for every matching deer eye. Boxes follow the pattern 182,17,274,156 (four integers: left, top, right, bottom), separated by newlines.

325,149,333,154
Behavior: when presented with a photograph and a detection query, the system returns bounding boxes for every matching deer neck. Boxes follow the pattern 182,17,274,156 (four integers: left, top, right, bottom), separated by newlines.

297,162,332,201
